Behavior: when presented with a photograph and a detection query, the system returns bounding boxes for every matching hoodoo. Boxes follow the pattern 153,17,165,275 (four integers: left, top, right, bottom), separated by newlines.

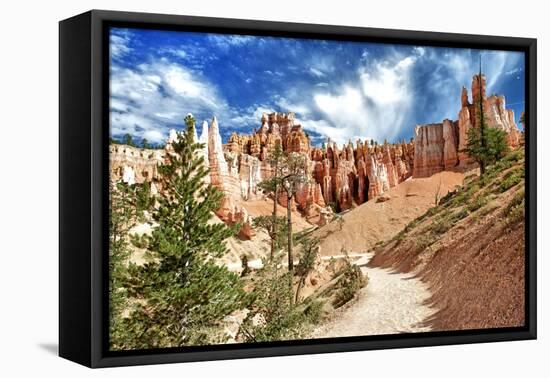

110,75,520,227
413,74,521,177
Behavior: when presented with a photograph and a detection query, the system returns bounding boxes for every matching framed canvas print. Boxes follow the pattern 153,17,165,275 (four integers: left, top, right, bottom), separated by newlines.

59,10,537,368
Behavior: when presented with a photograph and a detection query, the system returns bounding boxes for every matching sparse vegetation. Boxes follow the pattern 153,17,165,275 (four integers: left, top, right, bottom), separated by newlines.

467,192,490,212
382,147,525,256
332,258,368,308
415,233,437,251
502,188,525,225
498,167,524,193
294,236,320,303
239,256,321,343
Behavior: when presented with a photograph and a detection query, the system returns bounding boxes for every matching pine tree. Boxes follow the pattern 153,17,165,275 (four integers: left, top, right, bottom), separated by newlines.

141,138,151,149
464,60,509,176
120,115,250,349
253,215,288,254
294,236,319,303
108,180,137,349
123,133,135,147
280,152,309,275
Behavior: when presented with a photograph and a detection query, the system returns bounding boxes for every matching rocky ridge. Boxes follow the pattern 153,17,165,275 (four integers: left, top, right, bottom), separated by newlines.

413,74,522,177
110,74,521,233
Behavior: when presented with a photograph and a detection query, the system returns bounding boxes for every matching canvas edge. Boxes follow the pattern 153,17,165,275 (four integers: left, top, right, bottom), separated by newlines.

57,9,537,368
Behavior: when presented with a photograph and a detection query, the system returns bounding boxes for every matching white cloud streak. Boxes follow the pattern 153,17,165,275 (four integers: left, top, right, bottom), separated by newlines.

296,51,419,145
110,59,229,143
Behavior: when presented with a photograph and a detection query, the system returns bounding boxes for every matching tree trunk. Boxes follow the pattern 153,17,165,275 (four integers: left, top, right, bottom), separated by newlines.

295,276,305,304
478,61,487,177
271,173,278,261
287,194,293,273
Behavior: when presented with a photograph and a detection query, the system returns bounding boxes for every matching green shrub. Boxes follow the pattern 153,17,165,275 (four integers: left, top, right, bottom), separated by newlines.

498,168,524,193
450,208,469,222
130,233,148,249
432,218,452,235
333,261,367,308
431,208,468,235
502,149,524,163
468,193,490,212
303,300,325,324
502,188,525,225
416,233,437,251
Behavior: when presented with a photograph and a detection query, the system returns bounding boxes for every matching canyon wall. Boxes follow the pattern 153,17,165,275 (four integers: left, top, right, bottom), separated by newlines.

413,74,521,178
110,73,521,229
224,113,415,212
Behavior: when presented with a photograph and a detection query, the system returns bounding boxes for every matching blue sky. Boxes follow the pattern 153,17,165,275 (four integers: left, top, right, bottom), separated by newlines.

109,27,525,146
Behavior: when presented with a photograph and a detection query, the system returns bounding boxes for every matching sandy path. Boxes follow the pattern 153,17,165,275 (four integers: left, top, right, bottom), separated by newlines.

311,254,435,338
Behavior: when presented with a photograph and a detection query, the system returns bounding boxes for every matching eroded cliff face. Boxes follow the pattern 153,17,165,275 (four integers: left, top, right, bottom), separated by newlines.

110,73,522,230
308,140,414,211
223,113,416,213
109,145,164,186
413,74,521,178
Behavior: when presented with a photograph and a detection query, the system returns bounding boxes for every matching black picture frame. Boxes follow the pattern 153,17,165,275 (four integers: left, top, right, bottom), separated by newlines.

59,9,537,368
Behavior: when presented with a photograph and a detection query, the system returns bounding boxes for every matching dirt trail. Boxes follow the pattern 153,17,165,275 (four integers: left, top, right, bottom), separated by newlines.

311,254,435,338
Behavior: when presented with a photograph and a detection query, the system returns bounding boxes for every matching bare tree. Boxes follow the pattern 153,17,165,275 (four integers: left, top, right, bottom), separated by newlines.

434,176,442,206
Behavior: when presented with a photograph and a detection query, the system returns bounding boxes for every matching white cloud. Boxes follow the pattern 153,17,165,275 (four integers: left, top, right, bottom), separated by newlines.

309,67,325,78
110,31,132,59
142,130,165,143
422,49,523,123
229,104,275,128
505,67,521,76
110,59,230,143
302,53,416,145
263,70,284,77
274,96,311,118
413,46,426,57
207,34,255,49
159,47,187,59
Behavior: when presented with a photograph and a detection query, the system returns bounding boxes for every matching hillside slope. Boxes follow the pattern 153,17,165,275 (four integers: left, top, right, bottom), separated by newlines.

369,149,526,330
313,171,464,256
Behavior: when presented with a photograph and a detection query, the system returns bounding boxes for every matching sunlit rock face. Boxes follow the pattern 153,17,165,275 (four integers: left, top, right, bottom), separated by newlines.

109,144,164,185
110,72,522,228
310,139,414,211
413,123,445,178
110,112,416,218
413,74,521,178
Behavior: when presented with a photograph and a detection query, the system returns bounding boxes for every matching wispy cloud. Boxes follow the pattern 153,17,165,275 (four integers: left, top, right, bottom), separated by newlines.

504,67,522,76
110,58,230,143
109,28,525,147
110,29,133,60
207,34,256,50
309,67,325,78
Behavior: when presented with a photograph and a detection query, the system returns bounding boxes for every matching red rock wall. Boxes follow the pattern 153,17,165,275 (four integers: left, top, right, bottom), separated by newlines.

111,75,522,226
413,74,521,178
